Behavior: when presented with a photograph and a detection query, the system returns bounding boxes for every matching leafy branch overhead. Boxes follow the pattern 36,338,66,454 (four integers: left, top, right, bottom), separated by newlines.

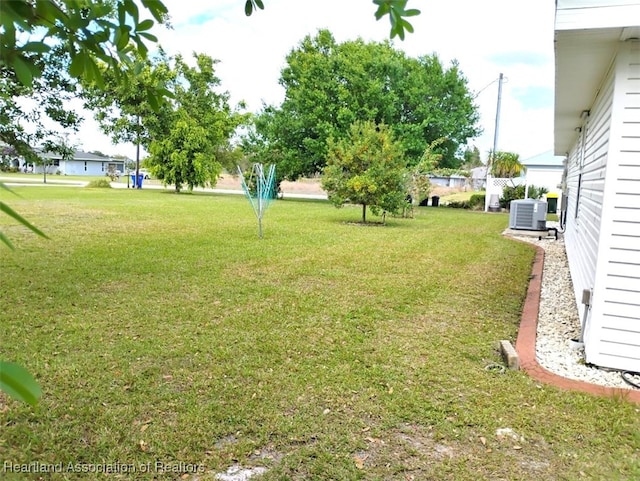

373,0,421,40
0,190,49,250
0,0,168,88
0,361,42,406
243,0,420,40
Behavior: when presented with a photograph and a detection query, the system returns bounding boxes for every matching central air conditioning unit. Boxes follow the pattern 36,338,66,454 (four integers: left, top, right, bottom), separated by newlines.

509,199,548,230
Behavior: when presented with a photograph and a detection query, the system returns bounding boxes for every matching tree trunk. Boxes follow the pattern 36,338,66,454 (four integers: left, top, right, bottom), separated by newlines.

362,203,367,223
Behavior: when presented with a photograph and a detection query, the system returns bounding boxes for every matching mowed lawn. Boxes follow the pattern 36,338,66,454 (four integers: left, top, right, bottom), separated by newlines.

1,187,639,481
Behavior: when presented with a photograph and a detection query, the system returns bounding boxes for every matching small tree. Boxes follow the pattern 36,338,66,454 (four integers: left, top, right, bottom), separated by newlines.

322,121,406,223
528,185,549,200
489,151,526,178
406,137,445,206
462,145,482,169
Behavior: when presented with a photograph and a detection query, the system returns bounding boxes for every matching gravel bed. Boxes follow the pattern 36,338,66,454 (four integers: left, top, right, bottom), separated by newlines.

511,228,640,391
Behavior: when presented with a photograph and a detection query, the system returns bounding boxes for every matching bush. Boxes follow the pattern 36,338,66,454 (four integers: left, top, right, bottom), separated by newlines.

500,184,549,209
446,200,470,209
87,179,112,188
469,194,485,210
500,185,525,209
528,185,549,200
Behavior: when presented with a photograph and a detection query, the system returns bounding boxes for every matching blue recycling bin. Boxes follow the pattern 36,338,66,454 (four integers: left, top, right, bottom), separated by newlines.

130,174,144,188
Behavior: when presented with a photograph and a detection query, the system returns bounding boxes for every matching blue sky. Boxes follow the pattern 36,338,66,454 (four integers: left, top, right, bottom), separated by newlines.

73,0,557,164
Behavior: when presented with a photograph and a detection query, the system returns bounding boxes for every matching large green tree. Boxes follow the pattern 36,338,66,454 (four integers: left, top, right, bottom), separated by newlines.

82,50,175,184
248,30,480,181
84,51,246,192
322,121,406,223
145,54,247,193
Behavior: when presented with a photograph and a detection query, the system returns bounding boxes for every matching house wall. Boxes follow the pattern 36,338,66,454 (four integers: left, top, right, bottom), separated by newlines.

564,40,640,371
32,162,60,174
525,167,564,208
587,40,640,370
429,176,467,188
62,160,108,176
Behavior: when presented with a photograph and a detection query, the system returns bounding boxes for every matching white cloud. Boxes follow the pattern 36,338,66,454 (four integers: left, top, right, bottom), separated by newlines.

72,0,556,163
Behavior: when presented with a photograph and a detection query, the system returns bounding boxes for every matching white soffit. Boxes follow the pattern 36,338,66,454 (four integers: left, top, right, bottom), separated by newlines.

556,1,640,30
554,28,622,155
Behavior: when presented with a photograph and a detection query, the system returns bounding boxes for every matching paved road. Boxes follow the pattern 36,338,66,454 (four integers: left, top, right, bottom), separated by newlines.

0,176,88,187
1,176,328,200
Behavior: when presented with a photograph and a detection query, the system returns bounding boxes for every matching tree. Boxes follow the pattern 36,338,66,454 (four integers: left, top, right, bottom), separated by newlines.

490,151,526,178
0,0,169,161
249,30,480,181
82,49,175,186
145,54,247,193
393,55,481,169
462,145,483,169
322,121,406,223
406,137,445,206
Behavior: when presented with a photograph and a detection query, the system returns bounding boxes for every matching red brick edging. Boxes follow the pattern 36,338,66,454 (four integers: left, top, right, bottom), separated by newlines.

515,245,640,402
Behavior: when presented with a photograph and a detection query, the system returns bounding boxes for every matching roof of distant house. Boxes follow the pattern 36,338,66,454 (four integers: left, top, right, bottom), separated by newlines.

470,166,487,179
35,149,131,162
521,151,565,168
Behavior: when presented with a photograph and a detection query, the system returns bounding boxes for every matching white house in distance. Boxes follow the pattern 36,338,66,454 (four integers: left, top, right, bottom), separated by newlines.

554,0,640,371
28,150,127,176
520,151,565,212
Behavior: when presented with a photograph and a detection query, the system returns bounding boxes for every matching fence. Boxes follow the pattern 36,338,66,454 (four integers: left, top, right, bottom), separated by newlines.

484,174,526,211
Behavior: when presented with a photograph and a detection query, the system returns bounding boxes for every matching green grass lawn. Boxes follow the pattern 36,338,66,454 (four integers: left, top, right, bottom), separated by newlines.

0,172,159,185
1,187,639,480
438,190,481,203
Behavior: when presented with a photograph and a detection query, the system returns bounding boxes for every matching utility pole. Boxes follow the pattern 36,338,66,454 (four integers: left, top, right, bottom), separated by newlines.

485,73,504,212
492,72,504,156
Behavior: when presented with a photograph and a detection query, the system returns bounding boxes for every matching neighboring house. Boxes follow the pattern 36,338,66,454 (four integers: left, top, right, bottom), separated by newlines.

554,1,640,371
470,166,487,191
26,150,126,176
520,151,565,210
429,174,467,189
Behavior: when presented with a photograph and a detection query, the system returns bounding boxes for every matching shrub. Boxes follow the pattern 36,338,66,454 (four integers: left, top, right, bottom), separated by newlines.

528,185,549,200
446,200,470,209
469,194,485,210
87,179,112,188
500,184,548,209
500,185,525,209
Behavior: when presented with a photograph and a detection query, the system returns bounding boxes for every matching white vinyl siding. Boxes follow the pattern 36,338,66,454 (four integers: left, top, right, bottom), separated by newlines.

564,62,614,350
587,41,640,370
